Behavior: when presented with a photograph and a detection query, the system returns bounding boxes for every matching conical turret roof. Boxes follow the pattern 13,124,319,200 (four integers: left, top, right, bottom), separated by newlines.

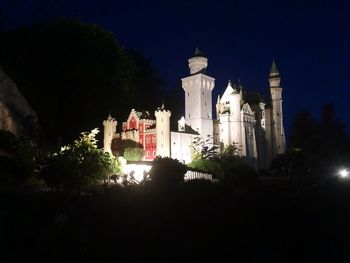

270,58,279,75
194,47,205,57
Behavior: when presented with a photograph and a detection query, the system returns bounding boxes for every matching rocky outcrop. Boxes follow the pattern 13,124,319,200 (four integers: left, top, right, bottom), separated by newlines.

0,68,39,137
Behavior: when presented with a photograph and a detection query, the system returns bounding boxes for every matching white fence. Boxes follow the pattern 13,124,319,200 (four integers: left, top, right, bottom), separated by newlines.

184,170,213,181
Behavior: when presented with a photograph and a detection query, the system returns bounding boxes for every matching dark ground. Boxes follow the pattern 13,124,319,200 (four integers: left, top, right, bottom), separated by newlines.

1,180,350,262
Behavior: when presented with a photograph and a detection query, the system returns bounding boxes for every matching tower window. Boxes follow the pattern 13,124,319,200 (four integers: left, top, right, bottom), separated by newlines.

202,91,204,95
205,102,207,106
189,113,191,118
187,92,189,96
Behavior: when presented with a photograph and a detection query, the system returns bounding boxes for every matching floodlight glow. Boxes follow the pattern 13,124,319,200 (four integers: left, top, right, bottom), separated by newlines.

338,169,349,178
124,163,152,182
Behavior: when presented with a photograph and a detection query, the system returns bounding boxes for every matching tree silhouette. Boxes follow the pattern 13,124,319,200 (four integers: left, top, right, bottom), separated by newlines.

0,19,164,144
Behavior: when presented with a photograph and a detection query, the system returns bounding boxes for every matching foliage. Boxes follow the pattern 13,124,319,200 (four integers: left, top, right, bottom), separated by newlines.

149,157,187,184
0,131,41,189
219,161,258,187
187,158,221,175
288,103,350,178
123,147,144,161
0,19,164,144
40,128,119,192
190,135,218,161
220,144,240,158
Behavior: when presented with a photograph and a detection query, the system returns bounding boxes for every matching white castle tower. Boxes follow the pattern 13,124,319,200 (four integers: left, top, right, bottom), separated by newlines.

103,113,117,154
229,82,242,150
155,104,171,157
269,59,286,156
181,48,215,144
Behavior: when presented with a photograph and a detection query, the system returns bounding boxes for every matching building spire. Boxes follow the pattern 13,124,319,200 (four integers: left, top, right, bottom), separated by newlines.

107,112,113,121
270,57,279,75
194,47,204,57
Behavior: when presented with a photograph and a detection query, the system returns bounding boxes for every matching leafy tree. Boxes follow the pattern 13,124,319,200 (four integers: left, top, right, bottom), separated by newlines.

188,141,251,184
123,147,144,161
190,135,218,161
0,19,164,144
149,157,187,184
40,128,119,192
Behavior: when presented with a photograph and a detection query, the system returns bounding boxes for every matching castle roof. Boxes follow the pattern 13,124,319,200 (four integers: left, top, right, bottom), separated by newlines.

270,58,279,75
193,47,205,57
133,110,154,120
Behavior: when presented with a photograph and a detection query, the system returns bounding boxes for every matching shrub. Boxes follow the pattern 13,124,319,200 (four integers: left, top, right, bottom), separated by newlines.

40,129,119,192
123,147,144,161
149,157,187,184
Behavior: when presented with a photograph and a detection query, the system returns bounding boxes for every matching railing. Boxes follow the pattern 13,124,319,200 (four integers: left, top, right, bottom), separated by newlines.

184,170,213,181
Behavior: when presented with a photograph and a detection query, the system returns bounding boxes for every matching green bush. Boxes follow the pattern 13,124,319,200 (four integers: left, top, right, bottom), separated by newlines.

40,129,119,192
149,157,187,184
123,147,144,161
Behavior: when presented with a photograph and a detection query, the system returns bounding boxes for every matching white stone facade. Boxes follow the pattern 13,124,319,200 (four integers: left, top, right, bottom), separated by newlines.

103,114,117,154
155,107,171,157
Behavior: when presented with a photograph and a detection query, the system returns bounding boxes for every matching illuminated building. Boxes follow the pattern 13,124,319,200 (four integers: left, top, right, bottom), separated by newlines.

103,49,286,169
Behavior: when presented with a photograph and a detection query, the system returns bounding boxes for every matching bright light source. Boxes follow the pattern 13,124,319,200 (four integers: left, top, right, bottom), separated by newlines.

124,163,152,183
338,169,349,178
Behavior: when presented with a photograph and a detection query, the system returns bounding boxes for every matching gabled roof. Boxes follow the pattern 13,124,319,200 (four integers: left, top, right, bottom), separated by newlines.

220,81,239,103
242,103,254,116
128,109,155,121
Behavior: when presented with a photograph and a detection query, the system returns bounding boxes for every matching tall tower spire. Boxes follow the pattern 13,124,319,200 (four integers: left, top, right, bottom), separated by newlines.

270,57,279,75
269,58,281,87
268,58,286,157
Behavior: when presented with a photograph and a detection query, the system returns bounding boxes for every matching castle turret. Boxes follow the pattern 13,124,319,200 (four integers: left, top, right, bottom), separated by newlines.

155,105,171,157
188,47,208,75
182,48,215,146
103,114,117,154
230,82,242,151
269,59,286,156
215,95,221,120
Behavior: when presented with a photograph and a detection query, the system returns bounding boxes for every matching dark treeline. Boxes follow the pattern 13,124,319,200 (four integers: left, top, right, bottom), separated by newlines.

271,103,350,184
0,19,166,144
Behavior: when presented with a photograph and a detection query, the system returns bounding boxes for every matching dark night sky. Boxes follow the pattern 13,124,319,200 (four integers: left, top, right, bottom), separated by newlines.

2,0,350,136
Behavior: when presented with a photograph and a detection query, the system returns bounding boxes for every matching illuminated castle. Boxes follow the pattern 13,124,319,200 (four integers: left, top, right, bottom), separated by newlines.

103,49,286,169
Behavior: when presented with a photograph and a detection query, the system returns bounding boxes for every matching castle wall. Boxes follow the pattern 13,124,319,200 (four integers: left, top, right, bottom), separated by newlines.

171,131,196,164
